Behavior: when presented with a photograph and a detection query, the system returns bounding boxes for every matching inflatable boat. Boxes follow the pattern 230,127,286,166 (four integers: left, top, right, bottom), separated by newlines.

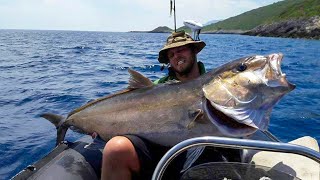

12,130,320,180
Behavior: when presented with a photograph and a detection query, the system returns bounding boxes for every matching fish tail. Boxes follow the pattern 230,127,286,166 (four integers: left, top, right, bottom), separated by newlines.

40,113,68,146
56,125,68,146
40,113,65,128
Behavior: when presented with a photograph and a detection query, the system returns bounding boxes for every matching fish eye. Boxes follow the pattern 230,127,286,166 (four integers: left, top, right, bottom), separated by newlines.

236,64,247,72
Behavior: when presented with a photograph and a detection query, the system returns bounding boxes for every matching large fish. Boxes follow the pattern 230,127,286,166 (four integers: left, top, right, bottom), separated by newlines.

42,53,295,146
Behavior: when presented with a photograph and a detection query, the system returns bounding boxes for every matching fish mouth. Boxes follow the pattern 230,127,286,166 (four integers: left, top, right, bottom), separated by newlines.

266,53,295,90
204,99,257,137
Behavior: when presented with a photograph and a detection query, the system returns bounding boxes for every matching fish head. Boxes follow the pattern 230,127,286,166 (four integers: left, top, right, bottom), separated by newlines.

202,53,295,137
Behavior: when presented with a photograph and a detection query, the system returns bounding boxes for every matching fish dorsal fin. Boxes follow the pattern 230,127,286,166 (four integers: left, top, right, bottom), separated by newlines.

128,69,154,89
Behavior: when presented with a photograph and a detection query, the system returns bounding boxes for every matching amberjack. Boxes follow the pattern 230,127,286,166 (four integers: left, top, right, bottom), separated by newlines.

42,53,295,146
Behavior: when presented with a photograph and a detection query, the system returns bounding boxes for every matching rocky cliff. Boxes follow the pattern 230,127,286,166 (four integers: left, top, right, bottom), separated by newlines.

243,16,320,39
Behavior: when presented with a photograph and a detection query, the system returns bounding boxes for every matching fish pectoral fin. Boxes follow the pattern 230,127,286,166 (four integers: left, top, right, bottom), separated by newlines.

182,147,205,172
187,109,204,129
128,69,154,89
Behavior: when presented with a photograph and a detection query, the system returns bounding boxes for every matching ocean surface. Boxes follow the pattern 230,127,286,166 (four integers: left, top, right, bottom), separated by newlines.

0,30,319,179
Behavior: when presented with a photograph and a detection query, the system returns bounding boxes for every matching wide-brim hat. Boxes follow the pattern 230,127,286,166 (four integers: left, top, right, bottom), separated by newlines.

158,31,206,64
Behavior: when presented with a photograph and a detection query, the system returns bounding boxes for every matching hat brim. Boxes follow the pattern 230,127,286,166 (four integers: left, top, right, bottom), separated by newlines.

158,41,206,64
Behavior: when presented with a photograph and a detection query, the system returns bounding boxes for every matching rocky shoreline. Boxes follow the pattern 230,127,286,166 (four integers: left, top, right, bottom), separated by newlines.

202,30,247,34
243,16,320,40
130,16,320,40
129,26,172,33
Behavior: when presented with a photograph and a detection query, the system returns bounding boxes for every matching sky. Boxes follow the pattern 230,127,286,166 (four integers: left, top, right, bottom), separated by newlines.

0,0,282,32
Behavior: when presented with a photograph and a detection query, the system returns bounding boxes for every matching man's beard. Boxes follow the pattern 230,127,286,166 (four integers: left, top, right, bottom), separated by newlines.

172,54,197,76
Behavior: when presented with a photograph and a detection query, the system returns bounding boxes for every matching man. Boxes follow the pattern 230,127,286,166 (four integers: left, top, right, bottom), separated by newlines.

154,30,206,84
100,31,239,180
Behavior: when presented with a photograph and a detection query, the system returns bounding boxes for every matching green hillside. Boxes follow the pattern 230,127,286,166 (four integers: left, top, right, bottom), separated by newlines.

202,0,320,31
150,26,173,33
177,26,190,32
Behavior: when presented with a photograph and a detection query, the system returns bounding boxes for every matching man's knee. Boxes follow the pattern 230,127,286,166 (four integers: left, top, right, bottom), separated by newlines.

104,136,133,155
103,136,140,171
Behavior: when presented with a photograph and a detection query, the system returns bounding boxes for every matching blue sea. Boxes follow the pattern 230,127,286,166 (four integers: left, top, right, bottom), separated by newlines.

0,29,319,179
